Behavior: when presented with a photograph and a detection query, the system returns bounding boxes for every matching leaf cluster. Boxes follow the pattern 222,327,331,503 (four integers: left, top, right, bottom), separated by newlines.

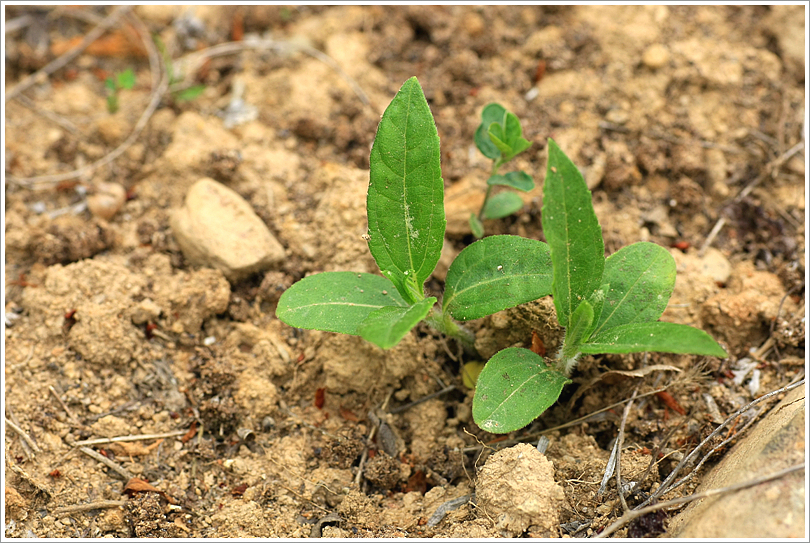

470,103,535,238
276,77,727,435
277,78,552,350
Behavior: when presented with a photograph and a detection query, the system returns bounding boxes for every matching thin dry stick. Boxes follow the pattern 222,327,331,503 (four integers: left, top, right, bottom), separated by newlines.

699,139,805,256
78,446,134,480
595,463,805,538
52,500,128,516
71,429,189,447
4,416,42,455
640,378,805,508
173,37,371,107
7,9,167,189
49,385,79,424
14,93,81,135
614,387,639,513
5,6,131,102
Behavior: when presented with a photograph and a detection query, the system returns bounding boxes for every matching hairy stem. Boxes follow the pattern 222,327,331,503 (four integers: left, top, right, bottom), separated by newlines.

425,308,476,349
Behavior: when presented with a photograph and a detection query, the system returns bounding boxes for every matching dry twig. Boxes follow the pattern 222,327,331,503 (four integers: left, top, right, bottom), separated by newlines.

596,463,805,538
52,500,128,516
78,446,134,480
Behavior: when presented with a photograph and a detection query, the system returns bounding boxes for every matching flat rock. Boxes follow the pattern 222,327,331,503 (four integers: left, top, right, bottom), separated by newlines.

668,383,805,537
171,177,285,282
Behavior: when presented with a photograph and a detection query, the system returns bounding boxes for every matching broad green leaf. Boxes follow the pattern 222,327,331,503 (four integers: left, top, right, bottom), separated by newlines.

591,242,676,337
367,77,445,304
581,322,728,357
443,235,553,321
276,272,405,335
358,297,436,349
482,191,524,220
105,77,117,91
473,347,571,433
542,138,604,327
487,171,534,192
560,300,594,361
475,103,507,159
469,213,485,239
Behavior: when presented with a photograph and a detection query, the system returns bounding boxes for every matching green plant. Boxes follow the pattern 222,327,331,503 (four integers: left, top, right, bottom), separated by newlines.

469,103,534,238
105,68,136,113
471,139,728,433
276,77,554,350
154,35,206,103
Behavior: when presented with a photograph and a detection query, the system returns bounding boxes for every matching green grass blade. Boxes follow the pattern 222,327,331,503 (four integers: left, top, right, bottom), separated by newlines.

482,191,524,220
443,235,553,321
473,347,571,433
542,139,604,327
368,77,445,303
591,242,676,337
581,322,728,357
358,297,436,349
276,272,405,335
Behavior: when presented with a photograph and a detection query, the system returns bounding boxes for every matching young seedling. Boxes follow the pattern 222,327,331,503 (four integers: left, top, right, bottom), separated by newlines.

105,68,136,114
472,139,728,433
277,78,554,350
470,103,534,238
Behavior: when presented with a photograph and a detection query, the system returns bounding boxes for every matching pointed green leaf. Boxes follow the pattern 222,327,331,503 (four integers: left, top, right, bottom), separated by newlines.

358,297,436,349
367,77,445,304
581,322,728,357
482,191,524,220
503,112,532,157
542,138,605,327
591,242,676,337
561,300,594,360
443,235,553,321
475,103,507,159
276,272,405,335
487,122,514,158
487,171,535,192
469,213,485,239
473,347,571,433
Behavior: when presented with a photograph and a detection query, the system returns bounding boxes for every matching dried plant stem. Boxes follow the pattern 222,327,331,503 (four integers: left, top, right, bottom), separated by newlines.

52,500,128,516
7,9,166,189
4,416,42,455
71,430,189,447
78,446,134,480
5,6,131,102
596,463,805,538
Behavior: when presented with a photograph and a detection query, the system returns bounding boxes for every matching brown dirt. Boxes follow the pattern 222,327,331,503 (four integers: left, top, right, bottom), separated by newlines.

3,5,805,538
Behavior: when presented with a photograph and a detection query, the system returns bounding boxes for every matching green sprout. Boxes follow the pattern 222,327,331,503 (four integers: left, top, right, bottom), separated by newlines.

469,103,534,238
276,77,553,350
105,68,136,113
471,139,728,434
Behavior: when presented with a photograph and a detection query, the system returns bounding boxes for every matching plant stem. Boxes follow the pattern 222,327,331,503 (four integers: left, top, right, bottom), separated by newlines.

553,334,581,377
477,158,505,222
425,308,476,349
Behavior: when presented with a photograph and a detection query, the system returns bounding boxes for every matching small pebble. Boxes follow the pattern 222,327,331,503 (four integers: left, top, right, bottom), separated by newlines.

642,44,670,69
